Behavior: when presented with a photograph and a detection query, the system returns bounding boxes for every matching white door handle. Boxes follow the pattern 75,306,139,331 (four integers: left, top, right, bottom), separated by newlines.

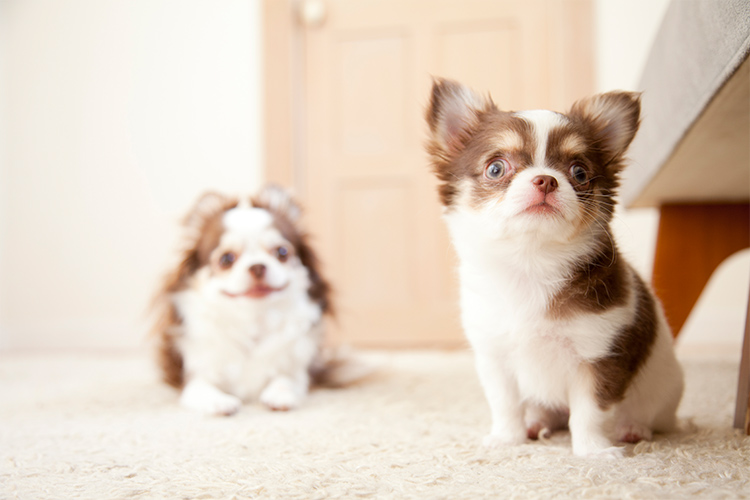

299,0,326,28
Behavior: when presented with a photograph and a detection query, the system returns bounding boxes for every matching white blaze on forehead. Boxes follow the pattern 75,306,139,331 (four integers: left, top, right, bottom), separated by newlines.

514,110,567,167
223,207,273,233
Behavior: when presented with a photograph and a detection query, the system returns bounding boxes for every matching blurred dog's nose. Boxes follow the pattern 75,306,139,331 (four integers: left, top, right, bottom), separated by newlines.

249,264,266,279
532,175,558,194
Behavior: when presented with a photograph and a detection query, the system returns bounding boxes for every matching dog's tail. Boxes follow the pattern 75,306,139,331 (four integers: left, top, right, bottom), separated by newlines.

309,346,377,388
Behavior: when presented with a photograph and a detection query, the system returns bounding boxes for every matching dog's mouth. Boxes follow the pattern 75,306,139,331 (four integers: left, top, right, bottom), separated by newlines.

222,283,288,299
522,201,561,216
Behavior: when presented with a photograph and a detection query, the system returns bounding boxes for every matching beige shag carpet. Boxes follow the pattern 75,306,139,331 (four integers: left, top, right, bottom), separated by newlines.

1,349,748,499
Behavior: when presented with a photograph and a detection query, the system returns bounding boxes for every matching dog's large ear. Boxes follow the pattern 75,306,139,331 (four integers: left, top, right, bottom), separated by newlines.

426,78,491,157
179,191,237,271
569,91,641,166
252,183,302,223
183,192,231,230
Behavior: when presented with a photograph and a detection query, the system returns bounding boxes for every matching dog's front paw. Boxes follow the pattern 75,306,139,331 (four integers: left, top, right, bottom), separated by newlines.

574,445,626,460
260,377,304,411
482,430,527,449
180,380,242,416
572,435,625,459
205,393,243,416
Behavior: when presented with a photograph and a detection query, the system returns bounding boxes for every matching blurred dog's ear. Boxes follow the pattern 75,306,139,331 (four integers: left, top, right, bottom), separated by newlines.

252,183,302,223
183,192,232,230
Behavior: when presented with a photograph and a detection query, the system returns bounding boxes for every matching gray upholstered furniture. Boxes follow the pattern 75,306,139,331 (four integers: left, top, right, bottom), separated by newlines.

621,0,749,433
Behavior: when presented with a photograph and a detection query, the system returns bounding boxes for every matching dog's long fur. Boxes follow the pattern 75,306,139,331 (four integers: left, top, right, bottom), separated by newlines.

425,78,683,458
153,185,336,415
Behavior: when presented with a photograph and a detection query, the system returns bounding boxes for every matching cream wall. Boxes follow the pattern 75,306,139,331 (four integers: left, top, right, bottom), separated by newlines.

594,0,671,93
0,0,263,351
0,2,7,349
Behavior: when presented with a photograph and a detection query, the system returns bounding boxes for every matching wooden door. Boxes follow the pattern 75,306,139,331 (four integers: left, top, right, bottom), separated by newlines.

264,0,593,347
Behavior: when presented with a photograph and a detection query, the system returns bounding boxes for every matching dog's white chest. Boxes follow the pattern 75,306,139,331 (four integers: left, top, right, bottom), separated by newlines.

175,289,320,400
458,257,627,408
509,321,583,406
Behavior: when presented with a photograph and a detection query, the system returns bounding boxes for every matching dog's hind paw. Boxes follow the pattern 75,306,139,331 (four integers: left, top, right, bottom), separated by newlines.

260,377,304,411
616,422,652,444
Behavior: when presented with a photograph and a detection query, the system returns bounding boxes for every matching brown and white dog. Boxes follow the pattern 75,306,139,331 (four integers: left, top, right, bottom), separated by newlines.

153,185,337,415
425,78,683,458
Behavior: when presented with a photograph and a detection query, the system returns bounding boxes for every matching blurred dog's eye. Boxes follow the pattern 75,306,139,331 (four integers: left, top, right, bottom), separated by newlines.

276,246,289,263
485,159,509,180
218,252,236,269
570,164,588,185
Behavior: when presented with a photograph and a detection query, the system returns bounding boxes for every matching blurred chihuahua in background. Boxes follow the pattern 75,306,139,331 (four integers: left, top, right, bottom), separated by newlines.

153,185,355,415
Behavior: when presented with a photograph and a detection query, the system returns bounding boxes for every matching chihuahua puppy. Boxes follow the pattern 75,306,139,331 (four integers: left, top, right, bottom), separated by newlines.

425,79,683,458
153,185,336,415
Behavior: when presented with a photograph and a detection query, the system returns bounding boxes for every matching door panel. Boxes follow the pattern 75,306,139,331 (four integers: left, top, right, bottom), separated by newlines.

338,181,415,307
336,36,408,156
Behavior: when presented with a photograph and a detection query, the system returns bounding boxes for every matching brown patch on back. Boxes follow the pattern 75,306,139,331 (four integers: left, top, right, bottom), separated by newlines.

548,243,629,317
588,272,658,409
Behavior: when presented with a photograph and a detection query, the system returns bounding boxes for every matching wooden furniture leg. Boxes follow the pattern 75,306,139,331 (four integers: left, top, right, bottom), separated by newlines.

652,204,750,336
735,291,750,434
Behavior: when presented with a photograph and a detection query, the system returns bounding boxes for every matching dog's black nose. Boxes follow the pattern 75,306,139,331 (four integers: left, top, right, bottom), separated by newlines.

249,264,266,279
532,175,558,194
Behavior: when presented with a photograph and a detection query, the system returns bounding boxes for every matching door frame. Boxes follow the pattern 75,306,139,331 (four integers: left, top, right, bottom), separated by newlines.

263,0,303,191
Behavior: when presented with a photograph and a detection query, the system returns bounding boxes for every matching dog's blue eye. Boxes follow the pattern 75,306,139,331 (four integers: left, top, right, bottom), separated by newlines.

485,159,508,180
276,246,289,263
218,252,236,269
570,164,588,185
